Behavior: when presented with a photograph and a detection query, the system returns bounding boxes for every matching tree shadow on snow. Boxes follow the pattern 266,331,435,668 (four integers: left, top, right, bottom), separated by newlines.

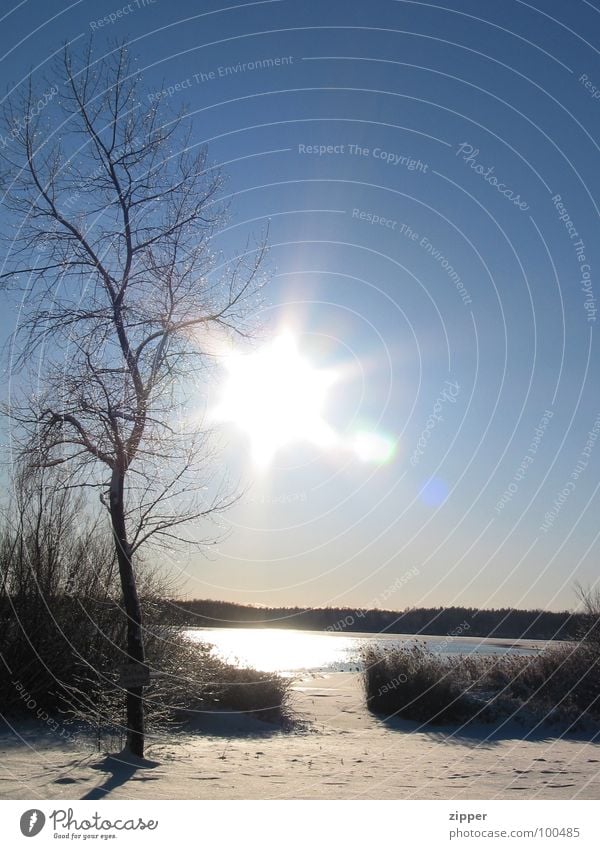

373,711,600,747
80,752,161,800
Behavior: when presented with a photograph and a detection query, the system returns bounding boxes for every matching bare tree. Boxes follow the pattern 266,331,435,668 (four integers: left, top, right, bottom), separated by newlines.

1,43,266,756
574,582,600,648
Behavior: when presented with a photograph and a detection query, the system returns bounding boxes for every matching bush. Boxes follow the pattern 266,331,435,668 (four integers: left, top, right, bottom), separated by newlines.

59,628,292,749
362,643,475,723
0,483,125,717
474,643,600,726
140,630,291,724
362,640,600,729
0,480,291,743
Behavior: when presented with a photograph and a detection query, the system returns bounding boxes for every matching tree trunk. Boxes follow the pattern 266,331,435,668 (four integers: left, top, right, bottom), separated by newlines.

109,466,145,757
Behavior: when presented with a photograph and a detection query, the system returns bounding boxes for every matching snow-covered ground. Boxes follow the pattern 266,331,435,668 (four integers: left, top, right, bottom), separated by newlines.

1,673,599,800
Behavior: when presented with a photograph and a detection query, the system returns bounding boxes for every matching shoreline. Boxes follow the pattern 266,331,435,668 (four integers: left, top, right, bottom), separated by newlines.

1,673,599,800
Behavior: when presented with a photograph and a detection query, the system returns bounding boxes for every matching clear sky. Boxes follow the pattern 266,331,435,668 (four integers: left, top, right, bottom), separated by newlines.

1,0,599,611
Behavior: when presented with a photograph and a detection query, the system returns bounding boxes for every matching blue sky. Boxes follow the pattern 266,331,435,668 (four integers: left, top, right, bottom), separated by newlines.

1,0,599,611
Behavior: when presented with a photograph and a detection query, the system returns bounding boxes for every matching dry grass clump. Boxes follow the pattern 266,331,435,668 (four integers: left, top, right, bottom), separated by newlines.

62,628,293,748
146,630,292,722
471,643,600,726
362,640,600,729
0,487,292,745
362,643,474,724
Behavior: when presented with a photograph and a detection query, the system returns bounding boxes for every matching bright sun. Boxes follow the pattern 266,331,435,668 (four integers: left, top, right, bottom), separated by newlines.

213,332,338,467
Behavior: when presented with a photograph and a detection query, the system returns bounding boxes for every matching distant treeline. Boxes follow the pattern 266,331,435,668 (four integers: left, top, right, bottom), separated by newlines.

162,598,584,641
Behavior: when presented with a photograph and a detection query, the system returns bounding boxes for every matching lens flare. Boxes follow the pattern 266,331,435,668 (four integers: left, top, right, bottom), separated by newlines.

420,477,449,506
351,431,396,464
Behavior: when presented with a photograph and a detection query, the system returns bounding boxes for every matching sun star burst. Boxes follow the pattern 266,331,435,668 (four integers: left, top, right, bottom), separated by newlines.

213,333,338,466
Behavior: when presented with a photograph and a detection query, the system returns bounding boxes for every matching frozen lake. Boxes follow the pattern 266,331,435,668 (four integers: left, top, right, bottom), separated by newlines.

184,627,545,675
